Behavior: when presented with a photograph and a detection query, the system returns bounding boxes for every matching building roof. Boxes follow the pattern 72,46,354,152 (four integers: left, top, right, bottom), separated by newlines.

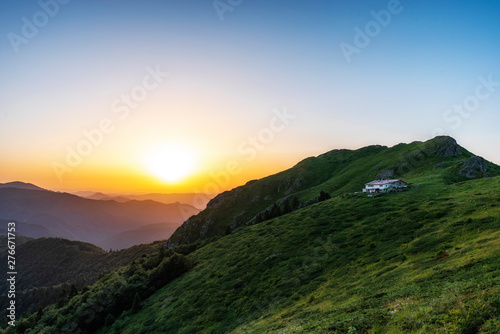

365,179,406,186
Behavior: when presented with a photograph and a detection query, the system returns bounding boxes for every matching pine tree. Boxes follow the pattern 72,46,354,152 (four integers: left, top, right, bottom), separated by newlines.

159,246,166,258
36,306,44,321
270,203,282,219
131,292,142,313
318,190,331,202
104,313,116,326
69,284,78,299
282,199,292,214
263,210,271,221
56,289,67,307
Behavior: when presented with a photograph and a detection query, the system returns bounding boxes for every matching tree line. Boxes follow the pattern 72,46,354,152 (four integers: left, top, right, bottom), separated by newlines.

255,190,331,224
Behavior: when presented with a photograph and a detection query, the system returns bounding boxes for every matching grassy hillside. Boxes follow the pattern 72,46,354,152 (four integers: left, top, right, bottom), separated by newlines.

89,176,500,334
5,136,500,333
168,136,500,246
13,170,500,332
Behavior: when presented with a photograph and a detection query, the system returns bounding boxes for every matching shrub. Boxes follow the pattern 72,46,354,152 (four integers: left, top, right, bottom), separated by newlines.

149,253,192,290
104,313,116,327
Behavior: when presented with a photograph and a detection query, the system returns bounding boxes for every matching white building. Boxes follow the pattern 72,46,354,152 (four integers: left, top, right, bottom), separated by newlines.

363,179,408,193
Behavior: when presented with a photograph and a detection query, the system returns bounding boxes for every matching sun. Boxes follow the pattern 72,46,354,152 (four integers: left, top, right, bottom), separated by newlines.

144,144,196,183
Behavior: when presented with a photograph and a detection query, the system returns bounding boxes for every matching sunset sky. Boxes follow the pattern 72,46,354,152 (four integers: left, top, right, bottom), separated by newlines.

1,0,500,194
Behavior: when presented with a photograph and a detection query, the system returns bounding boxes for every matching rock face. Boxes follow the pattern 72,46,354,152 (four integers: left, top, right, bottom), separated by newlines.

376,168,395,179
458,156,488,178
284,177,305,195
433,136,462,157
200,218,215,237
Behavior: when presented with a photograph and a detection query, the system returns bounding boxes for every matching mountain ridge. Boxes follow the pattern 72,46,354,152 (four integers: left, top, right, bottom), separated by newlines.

78,192,215,209
0,182,46,191
167,136,500,247
0,188,200,249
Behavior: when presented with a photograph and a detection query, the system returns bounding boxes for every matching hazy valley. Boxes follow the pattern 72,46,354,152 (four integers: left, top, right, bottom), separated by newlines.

0,183,200,250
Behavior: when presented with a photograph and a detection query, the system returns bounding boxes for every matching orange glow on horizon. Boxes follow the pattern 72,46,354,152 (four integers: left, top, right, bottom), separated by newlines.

1,151,302,196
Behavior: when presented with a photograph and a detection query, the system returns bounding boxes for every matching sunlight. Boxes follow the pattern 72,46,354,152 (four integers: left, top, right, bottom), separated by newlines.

143,144,196,183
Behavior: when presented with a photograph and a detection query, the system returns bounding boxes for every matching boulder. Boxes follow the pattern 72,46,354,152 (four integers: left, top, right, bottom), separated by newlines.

458,156,488,178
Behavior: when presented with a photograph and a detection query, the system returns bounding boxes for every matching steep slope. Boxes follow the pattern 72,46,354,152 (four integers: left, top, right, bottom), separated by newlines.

19,176,500,334
113,177,500,334
0,189,200,249
103,177,500,333
168,136,500,246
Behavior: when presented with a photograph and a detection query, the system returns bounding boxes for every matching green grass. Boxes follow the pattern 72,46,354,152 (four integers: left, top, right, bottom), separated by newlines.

96,176,500,334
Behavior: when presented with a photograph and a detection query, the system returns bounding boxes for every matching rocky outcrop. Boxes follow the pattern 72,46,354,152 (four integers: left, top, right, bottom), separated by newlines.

376,168,395,179
433,136,462,157
434,163,445,169
200,218,215,237
284,177,305,195
206,187,243,209
458,156,489,178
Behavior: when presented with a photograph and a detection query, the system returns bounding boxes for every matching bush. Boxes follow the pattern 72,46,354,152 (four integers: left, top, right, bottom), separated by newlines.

347,326,359,334
104,313,116,327
481,318,500,333
131,293,141,314
318,191,331,202
149,253,192,289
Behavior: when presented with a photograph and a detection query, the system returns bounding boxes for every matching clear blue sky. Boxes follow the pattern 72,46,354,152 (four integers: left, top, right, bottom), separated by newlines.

1,0,499,192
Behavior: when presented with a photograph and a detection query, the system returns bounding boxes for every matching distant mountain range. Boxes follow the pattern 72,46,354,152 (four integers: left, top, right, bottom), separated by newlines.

96,222,183,250
0,181,46,191
0,183,200,249
74,191,216,210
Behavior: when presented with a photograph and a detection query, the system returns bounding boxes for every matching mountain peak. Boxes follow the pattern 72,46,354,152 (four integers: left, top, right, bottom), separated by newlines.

430,136,463,157
0,181,46,191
